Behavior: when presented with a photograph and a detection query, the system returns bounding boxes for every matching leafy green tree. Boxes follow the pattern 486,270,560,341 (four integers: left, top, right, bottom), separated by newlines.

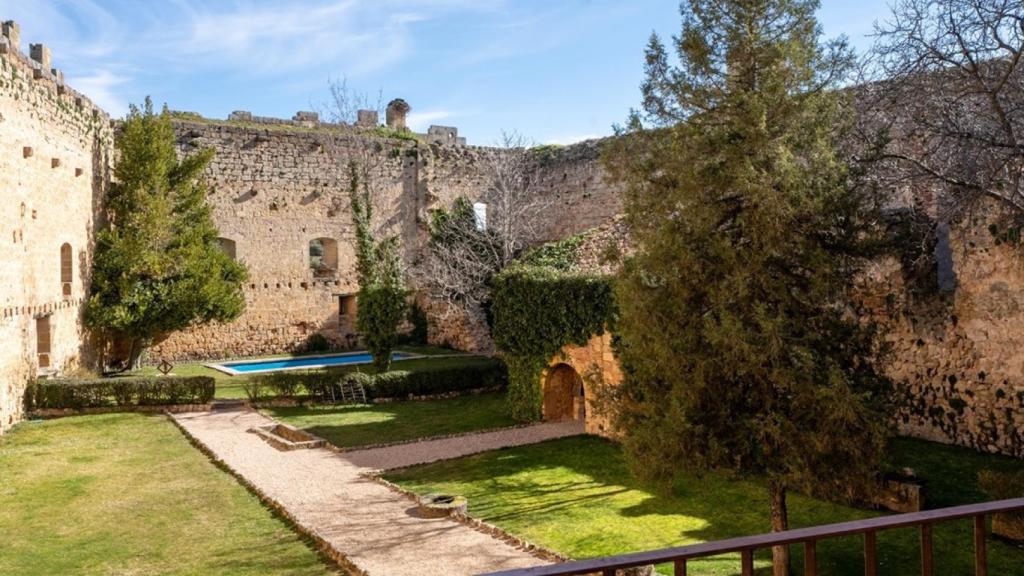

348,162,408,371
605,2,892,573
86,98,248,370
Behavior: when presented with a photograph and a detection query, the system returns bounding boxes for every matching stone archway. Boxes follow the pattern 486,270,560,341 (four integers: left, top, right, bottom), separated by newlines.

543,363,584,422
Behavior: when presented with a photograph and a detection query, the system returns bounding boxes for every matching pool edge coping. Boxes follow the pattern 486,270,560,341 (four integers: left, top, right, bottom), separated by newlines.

202,350,492,376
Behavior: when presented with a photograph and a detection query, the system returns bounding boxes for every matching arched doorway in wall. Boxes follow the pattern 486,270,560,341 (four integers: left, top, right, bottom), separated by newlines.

543,363,585,422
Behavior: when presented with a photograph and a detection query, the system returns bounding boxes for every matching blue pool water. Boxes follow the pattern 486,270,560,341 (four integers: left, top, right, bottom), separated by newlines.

214,352,414,374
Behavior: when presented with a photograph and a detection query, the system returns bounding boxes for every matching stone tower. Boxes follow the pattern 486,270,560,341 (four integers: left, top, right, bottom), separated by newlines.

385,99,410,131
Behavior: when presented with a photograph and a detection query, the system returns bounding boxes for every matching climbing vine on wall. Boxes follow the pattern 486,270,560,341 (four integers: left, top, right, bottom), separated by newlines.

491,265,615,421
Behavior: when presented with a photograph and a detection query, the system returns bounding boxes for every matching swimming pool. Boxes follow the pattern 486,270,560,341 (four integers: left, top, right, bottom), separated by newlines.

207,351,418,375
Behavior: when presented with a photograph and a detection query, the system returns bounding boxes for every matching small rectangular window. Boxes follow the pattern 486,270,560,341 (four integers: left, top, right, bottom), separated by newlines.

473,202,487,232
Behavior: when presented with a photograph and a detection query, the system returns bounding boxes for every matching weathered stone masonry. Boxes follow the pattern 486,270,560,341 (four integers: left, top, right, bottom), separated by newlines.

148,124,621,360
0,23,112,433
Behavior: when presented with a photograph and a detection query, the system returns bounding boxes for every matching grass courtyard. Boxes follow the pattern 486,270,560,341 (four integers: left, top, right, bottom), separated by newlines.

266,392,516,449
0,413,339,576
386,435,1024,575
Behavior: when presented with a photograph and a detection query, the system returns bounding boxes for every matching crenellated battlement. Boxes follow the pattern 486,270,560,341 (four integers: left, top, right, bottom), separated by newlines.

193,100,468,146
0,19,110,132
0,18,113,433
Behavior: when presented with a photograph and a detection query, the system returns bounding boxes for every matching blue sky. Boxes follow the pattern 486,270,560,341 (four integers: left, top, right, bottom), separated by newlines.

0,1,891,145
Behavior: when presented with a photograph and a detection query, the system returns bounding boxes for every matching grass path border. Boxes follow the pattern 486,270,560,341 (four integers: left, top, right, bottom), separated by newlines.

164,411,360,576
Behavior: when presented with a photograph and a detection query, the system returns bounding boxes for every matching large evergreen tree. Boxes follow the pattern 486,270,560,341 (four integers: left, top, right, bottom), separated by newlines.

605,2,892,573
86,98,248,369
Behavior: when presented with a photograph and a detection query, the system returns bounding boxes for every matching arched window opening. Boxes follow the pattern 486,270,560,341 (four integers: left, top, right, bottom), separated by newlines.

60,243,73,297
310,238,339,277
217,237,237,260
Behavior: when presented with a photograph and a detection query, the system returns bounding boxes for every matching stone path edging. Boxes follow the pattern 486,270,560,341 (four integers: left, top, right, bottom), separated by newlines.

369,473,569,565
164,411,368,576
170,409,561,576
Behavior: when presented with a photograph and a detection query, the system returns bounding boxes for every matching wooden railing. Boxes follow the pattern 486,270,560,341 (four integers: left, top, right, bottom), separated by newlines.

479,498,1024,576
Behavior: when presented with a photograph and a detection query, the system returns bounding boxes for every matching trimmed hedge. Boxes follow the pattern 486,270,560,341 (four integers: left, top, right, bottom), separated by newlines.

490,264,616,421
27,376,216,410
245,357,508,402
355,360,507,399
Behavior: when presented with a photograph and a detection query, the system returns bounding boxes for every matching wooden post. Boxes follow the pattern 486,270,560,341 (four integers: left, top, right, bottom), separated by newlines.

673,559,686,576
921,523,934,576
864,530,877,576
741,550,754,576
804,540,817,576
975,515,988,576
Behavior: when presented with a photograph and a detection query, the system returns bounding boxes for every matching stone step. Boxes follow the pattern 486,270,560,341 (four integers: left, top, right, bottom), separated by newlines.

211,399,249,412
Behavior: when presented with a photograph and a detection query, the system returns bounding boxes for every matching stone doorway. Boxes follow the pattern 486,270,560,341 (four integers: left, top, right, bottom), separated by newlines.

543,364,584,422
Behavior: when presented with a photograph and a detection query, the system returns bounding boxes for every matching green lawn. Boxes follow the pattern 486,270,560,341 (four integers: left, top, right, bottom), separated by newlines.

0,414,340,576
385,436,1024,575
132,346,472,399
266,392,516,449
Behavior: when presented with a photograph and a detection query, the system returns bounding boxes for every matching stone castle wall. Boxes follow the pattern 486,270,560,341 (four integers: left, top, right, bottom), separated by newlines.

858,207,1024,455
531,141,622,241
558,199,1024,457
146,123,623,361
0,26,112,432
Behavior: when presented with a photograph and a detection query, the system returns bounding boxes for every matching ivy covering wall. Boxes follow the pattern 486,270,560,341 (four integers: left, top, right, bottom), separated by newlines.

491,264,615,421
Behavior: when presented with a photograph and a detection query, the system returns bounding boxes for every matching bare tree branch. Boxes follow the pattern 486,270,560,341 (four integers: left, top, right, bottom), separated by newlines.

866,0,1024,221
416,131,555,313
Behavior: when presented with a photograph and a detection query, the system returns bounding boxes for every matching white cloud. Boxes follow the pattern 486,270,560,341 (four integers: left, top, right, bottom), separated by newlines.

406,110,455,131
0,0,505,112
65,69,129,117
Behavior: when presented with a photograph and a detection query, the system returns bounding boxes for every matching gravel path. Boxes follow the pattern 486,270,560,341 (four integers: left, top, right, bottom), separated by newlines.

173,410,582,576
341,421,584,471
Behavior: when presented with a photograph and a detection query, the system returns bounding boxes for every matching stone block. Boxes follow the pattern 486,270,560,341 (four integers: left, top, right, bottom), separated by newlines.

1,20,18,50
356,109,378,127
29,43,50,70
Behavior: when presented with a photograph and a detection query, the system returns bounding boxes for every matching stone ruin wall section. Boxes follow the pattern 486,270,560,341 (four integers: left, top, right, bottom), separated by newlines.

151,123,419,360
0,32,112,432
858,206,1024,456
149,126,558,359
147,131,625,361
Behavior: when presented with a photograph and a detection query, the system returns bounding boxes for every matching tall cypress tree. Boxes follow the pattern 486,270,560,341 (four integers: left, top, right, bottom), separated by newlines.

348,162,408,372
605,2,891,573
86,98,248,369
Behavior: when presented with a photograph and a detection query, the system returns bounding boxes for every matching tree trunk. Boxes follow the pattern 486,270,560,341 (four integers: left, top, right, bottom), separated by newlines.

127,339,145,372
770,482,790,576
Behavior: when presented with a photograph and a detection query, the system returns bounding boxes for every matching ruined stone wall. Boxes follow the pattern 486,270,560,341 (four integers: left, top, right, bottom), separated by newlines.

148,124,519,360
0,29,112,432
144,127,624,361
150,122,414,360
531,141,623,241
858,206,1024,456
550,201,1024,456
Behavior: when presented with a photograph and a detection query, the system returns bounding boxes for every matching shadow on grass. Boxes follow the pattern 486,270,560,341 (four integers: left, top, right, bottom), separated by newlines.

385,435,1024,576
